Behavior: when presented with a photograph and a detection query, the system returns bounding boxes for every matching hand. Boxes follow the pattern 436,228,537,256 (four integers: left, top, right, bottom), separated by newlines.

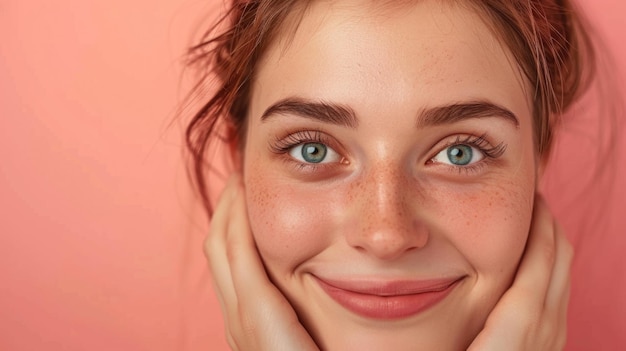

468,195,573,351
205,175,320,351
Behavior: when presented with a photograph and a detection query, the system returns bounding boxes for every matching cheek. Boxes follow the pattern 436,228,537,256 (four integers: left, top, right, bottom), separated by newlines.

436,177,534,280
244,169,337,275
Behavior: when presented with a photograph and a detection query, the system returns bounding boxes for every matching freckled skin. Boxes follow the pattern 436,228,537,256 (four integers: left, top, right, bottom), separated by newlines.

243,1,536,350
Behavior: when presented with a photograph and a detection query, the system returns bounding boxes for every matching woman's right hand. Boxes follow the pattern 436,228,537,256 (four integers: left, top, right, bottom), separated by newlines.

205,175,320,351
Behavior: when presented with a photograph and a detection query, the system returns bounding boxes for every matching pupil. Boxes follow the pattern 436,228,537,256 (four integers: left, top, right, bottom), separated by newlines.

447,145,472,165
301,143,327,163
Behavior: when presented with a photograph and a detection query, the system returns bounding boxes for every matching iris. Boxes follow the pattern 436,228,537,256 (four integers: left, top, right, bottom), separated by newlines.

301,142,327,163
447,145,473,165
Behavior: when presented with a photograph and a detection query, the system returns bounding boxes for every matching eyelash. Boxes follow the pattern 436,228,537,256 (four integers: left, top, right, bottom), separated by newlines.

270,130,328,153
444,133,506,158
269,130,507,174
429,134,507,175
269,130,341,172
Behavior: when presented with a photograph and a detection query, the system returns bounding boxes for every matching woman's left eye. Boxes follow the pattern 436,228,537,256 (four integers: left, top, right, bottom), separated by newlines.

289,142,341,164
432,144,484,166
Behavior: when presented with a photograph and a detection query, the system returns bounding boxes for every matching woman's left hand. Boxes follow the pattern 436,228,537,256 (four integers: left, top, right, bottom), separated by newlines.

467,196,573,351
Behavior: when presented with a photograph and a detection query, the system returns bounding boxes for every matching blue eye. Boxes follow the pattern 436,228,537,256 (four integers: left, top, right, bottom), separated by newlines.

289,142,341,164
433,144,484,166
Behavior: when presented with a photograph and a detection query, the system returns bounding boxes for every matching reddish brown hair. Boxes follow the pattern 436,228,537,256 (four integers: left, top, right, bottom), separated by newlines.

185,0,594,216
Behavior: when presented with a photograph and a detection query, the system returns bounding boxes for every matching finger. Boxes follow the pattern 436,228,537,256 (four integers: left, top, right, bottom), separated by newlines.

226,179,319,350
557,279,571,348
205,175,240,332
546,223,574,307
509,195,556,307
225,177,271,291
544,224,573,312
206,174,240,259
467,195,559,350
493,196,558,342
226,180,296,324
544,224,573,349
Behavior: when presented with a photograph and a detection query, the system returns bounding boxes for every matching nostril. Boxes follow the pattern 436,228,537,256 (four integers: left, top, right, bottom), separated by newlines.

412,220,430,247
347,224,429,260
344,172,428,259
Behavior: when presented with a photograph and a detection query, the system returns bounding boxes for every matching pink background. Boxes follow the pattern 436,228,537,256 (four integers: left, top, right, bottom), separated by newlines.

0,1,624,350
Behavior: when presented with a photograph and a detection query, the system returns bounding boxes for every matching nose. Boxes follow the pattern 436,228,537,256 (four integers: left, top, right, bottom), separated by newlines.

345,164,429,260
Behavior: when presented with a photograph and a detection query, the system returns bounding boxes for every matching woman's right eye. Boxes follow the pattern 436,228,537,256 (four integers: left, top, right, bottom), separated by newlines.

288,142,341,164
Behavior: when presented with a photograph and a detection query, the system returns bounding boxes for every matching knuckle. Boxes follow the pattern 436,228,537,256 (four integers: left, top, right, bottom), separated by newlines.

513,303,542,330
538,317,566,350
238,308,259,339
224,325,239,351
225,237,239,264
228,319,247,351
225,331,234,347
538,318,556,342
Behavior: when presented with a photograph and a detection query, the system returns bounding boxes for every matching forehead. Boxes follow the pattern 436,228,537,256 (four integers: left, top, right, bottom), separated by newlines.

250,0,531,123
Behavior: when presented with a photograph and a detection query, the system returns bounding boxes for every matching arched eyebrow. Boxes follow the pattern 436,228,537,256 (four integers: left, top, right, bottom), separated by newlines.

261,97,519,129
261,97,359,128
417,101,519,128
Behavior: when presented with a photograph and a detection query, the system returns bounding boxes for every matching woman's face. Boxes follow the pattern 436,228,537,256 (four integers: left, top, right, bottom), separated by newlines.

243,1,536,349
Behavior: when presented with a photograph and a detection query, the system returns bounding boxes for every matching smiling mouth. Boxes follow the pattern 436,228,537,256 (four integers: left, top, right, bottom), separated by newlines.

313,276,464,320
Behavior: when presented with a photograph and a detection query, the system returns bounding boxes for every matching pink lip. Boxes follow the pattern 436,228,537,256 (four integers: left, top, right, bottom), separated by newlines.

313,276,463,320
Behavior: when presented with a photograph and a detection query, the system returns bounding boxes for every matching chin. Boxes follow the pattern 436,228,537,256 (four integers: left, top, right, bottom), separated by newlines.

272,273,509,351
